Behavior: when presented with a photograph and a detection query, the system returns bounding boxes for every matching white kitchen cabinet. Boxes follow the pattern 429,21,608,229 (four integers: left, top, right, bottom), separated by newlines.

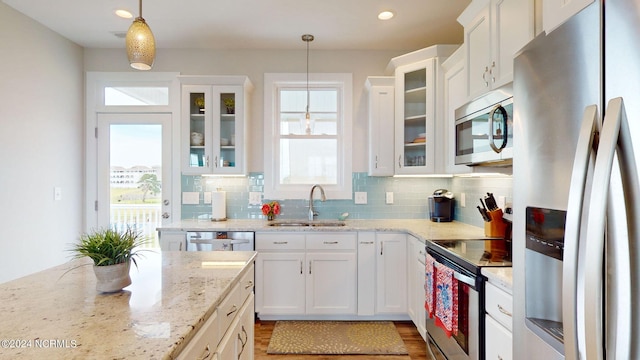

357,232,376,316
177,264,254,360
485,279,513,360
255,232,357,317
158,231,185,251
543,0,594,34
388,45,458,175
376,233,407,314
441,46,473,174
179,76,253,175
255,251,306,315
407,235,427,340
458,0,534,99
365,76,395,176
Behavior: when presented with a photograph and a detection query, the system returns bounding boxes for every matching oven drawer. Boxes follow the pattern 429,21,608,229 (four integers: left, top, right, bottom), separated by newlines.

485,282,513,331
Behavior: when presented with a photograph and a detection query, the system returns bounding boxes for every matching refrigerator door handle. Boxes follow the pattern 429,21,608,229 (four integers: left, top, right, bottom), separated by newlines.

563,104,600,360
584,97,639,360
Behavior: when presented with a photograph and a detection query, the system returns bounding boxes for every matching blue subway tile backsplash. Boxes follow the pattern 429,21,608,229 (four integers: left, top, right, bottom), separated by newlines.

181,172,512,227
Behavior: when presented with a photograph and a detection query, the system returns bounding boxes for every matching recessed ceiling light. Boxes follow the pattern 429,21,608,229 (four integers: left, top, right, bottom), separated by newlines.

115,9,133,19
378,10,395,20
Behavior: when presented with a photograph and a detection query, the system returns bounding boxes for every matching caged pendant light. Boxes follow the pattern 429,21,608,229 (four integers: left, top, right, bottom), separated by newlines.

302,34,314,135
126,0,156,70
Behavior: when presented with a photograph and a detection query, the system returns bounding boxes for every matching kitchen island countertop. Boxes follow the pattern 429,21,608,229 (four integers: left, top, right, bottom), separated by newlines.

0,251,256,359
158,218,493,243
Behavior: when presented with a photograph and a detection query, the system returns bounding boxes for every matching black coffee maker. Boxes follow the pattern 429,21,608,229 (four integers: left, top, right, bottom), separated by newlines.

428,189,454,222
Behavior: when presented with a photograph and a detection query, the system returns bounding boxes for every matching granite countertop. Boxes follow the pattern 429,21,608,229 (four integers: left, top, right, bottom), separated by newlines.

482,267,513,293
0,251,256,360
158,219,492,243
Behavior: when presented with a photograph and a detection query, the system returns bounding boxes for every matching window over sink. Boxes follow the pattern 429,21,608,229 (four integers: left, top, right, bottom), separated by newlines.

263,73,353,199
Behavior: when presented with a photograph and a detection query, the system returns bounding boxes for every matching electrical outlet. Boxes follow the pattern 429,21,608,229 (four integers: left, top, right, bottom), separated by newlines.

385,192,394,204
460,192,466,207
354,192,368,205
182,192,200,205
249,192,262,205
203,192,212,204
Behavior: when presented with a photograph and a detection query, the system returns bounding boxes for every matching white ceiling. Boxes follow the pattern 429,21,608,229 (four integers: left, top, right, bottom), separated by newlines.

2,0,470,51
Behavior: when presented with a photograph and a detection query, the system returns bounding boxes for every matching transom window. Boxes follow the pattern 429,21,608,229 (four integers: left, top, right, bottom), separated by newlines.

264,73,352,199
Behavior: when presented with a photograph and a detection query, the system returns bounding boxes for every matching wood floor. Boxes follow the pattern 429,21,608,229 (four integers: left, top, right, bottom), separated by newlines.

254,320,428,360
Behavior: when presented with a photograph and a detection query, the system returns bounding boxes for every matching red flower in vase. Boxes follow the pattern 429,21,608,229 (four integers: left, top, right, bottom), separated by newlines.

261,201,281,219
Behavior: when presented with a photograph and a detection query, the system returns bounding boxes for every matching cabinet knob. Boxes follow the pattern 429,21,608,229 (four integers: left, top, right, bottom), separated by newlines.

162,212,170,219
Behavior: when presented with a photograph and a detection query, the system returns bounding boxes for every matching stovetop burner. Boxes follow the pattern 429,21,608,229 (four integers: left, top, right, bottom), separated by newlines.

428,239,512,273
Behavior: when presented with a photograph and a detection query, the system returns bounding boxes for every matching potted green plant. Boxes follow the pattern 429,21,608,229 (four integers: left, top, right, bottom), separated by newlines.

69,227,149,293
223,97,235,114
194,96,205,112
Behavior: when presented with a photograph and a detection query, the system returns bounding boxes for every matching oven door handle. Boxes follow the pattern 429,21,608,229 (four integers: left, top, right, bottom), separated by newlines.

453,270,475,287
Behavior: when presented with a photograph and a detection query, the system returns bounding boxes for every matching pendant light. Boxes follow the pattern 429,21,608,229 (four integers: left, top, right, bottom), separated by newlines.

126,0,156,70
302,34,314,135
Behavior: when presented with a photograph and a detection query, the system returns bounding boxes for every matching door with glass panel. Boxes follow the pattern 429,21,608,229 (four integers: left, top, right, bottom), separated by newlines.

96,113,172,248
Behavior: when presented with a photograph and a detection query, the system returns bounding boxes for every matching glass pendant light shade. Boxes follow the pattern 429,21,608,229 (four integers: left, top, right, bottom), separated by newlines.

125,0,155,70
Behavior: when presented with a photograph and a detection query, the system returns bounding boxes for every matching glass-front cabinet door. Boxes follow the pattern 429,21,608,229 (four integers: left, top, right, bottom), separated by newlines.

394,58,435,174
180,76,251,175
183,85,212,173
212,86,244,174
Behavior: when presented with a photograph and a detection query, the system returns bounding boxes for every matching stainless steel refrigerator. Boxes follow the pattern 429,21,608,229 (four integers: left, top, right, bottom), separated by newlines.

512,0,640,359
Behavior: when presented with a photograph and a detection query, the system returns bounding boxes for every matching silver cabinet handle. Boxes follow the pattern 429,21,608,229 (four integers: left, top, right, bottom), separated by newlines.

214,156,218,168
490,61,496,83
323,241,338,245
300,260,303,274
380,241,384,256
497,304,512,317
309,260,312,274
359,241,374,245
226,304,238,317
244,280,253,290
196,344,211,360
482,65,489,87
273,241,288,245
205,155,209,167
398,155,402,168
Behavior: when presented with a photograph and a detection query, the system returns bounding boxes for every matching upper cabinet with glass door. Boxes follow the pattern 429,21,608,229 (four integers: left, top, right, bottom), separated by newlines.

388,45,458,175
179,76,253,175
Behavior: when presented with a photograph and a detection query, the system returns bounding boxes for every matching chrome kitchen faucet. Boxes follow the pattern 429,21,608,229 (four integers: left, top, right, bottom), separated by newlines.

308,184,326,221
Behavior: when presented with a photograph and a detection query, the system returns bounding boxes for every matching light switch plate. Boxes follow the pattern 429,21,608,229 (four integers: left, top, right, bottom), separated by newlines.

249,192,262,205
385,192,393,204
460,193,466,207
182,192,200,205
203,192,212,204
354,192,368,205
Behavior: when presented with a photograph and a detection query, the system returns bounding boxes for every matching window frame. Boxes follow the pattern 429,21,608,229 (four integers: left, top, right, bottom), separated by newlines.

263,73,353,200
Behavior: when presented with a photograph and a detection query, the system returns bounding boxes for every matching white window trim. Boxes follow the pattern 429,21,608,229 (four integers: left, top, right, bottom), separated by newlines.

263,73,353,200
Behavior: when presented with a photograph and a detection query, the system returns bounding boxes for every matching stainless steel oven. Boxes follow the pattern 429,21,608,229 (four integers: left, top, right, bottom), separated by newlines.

454,84,513,166
426,239,512,360
185,231,254,251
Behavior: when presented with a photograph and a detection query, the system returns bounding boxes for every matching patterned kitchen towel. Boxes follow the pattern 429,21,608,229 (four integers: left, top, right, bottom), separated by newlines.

434,261,458,337
425,253,435,317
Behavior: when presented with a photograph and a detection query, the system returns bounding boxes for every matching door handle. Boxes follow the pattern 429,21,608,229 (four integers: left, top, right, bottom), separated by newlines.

488,104,508,153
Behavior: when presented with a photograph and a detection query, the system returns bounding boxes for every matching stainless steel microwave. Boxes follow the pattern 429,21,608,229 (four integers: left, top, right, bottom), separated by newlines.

455,84,513,166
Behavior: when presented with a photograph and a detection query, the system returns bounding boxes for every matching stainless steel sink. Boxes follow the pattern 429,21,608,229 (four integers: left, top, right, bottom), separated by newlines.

267,220,346,227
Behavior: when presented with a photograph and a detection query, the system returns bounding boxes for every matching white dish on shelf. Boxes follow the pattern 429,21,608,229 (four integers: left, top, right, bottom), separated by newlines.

220,138,229,146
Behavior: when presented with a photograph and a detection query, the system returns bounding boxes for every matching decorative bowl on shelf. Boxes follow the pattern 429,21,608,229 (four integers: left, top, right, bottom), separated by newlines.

220,138,229,146
190,132,204,146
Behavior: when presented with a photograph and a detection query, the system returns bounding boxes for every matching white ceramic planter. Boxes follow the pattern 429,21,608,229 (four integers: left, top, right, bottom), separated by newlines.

93,262,131,293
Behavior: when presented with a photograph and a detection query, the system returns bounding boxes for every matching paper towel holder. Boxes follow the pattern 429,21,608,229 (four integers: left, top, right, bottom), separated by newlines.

211,189,227,221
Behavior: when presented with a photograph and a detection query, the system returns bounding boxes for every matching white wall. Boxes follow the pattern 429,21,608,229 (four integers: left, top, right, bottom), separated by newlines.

83,47,406,173
0,4,84,283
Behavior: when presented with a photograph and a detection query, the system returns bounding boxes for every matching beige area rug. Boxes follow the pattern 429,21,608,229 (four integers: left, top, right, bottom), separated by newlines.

267,320,409,355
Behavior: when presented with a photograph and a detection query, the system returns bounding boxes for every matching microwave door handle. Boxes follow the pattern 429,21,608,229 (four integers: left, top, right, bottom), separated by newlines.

562,104,600,360
488,104,508,153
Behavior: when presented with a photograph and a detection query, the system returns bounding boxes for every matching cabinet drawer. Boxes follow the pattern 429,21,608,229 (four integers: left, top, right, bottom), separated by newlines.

485,315,513,360
217,282,241,342
485,282,513,330
239,264,254,302
306,233,356,250
255,233,305,250
176,309,219,360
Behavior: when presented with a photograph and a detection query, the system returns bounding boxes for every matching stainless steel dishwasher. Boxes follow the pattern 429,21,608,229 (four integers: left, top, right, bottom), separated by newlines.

185,231,254,251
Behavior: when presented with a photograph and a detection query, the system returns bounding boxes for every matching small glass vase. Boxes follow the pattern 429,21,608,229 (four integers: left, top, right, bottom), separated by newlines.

267,214,275,221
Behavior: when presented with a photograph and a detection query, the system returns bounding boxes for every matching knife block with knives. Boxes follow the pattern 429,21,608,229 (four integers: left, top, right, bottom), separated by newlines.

479,193,507,237
484,208,507,237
